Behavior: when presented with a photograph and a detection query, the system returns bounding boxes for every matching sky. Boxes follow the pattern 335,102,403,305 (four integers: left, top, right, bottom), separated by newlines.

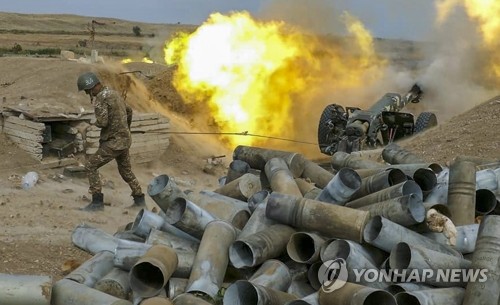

0,0,436,40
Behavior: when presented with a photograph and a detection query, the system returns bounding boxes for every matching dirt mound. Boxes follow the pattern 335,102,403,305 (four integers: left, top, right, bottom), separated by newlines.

400,95,500,164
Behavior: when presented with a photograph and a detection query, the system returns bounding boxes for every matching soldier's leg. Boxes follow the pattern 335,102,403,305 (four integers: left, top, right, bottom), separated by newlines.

115,149,143,196
85,145,117,194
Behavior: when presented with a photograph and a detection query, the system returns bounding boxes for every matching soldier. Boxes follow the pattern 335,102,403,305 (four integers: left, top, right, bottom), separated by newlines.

77,72,145,211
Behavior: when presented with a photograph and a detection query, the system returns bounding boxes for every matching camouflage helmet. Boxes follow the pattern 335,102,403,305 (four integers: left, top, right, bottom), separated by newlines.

77,72,100,91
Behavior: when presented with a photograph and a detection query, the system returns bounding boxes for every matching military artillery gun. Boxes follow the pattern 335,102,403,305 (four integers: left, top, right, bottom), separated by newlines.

317,84,437,155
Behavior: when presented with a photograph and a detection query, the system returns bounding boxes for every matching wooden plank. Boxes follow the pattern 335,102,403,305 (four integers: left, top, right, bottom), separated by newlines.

39,158,78,169
5,134,43,149
4,121,44,135
3,127,45,142
12,142,43,155
5,116,46,131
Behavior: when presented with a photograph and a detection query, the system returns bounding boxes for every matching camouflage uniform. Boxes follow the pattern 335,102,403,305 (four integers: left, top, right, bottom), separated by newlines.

85,87,143,196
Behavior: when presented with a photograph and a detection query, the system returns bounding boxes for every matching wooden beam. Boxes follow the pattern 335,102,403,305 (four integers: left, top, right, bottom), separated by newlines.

4,121,44,135
3,127,45,142
5,116,46,131
5,134,43,149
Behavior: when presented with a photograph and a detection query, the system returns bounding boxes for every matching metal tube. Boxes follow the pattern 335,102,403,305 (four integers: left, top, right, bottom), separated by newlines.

213,173,262,201
65,250,115,287
321,239,386,289
307,261,323,290
249,259,292,291
163,197,217,240
238,203,277,240
475,189,497,216
359,194,426,226
167,278,188,299
395,287,465,305
226,160,251,184
386,282,433,295
131,209,198,242
72,224,119,254
345,180,422,209
318,282,396,305
94,268,131,300
113,239,153,271
294,178,322,199
0,274,52,305
331,151,386,170
129,245,178,297
286,278,316,299
301,159,335,189
447,159,476,225
148,174,186,212
247,190,270,212
463,215,500,305
381,143,425,164
315,168,361,205
266,193,370,243
185,191,250,230
172,293,212,305
320,239,388,269
52,279,132,305
172,251,196,279
186,220,237,299
423,224,479,254
363,216,462,257
412,168,437,199
232,145,306,177
146,228,199,253
350,169,408,201
476,169,499,191
390,242,471,287
140,297,174,305
229,224,296,268
223,280,298,305
287,232,327,264
265,157,303,197
285,292,319,305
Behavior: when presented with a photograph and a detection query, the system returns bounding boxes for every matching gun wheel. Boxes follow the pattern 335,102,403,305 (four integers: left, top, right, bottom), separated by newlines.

415,112,437,133
318,104,346,154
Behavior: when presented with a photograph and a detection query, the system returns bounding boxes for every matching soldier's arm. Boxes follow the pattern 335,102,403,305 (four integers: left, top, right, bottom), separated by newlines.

126,103,133,129
94,99,109,128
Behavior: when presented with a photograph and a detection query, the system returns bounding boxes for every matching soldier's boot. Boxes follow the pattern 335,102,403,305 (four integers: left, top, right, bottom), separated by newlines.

126,194,146,209
81,193,104,211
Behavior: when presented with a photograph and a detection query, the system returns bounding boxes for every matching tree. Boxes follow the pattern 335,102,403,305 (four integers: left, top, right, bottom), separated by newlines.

132,26,142,37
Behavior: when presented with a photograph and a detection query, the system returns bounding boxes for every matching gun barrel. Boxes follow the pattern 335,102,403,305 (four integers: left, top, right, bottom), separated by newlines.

368,84,422,113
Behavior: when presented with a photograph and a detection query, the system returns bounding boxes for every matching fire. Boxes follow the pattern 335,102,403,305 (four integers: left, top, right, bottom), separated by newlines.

164,11,384,148
437,0,500,81
121,57,154,64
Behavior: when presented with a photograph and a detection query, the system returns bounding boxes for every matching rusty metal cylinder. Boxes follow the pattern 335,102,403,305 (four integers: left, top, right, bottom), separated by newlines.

386,282,434,295
238,203,277,240
345,180,422,209
350,168,408,200
411,168,438,199
306,261,324,290
301,159,335,189
287,232,327,264
265,157,303,197
233,145,306,177
146,228,199,253
475,189,497,216
382,143,425,164
359,193,426,226
363,216,462,257
423,224,479,254
72,224,119,254
447,160,477,225
249,259,292,291
95,268,131,299
172,293,212,305
331,151,386,170
213,173,262,201
52,279,132,305
315,168,361,205
166,278,231,299
148,174,186,212
132,209,198,242
140,297,174,305
229,224,296,268
186,190,250,229
248,190,270,212
223,280,298,305
0,274,52,305
395,287,465,305
476,169,499,191
318,282,396,305
266,193,370,243
226,160,251,184
287,277,316,299
129,245,178,297
390,242,471,287
294,178,322,199
186,220,237,299
163,197,217,240
65,250,115,287
285,292,319,305
462,215,500,305
113,240,152,271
